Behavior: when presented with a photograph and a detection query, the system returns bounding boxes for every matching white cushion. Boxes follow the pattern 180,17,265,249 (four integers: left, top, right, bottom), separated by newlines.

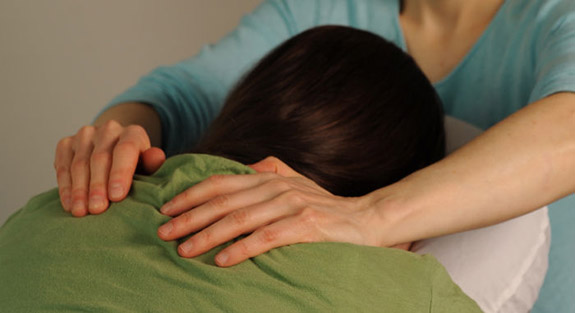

411,116,550,313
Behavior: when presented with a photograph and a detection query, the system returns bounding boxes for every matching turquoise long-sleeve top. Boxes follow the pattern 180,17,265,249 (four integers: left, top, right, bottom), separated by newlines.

103,0,575,156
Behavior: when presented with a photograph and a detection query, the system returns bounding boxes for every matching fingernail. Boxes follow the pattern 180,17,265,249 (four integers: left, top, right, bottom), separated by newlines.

179,241,194,255
158,222,173,237
160,202,174,215
89,196,105,211
72,201,84,216
216,252,228,266
110,183,124,199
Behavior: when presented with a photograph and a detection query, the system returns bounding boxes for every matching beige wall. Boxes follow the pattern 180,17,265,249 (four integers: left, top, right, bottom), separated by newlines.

0,0,262,225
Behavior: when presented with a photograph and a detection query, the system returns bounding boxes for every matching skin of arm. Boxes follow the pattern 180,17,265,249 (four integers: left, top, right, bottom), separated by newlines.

368,92,575,247
93,102,163,148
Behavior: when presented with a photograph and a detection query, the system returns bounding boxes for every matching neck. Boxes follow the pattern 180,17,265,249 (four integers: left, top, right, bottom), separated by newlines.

401,0,504,31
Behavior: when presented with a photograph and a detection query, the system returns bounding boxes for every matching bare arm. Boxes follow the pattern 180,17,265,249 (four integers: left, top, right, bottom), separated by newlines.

93,102,162,147
154,92,575,267
372,92,575,246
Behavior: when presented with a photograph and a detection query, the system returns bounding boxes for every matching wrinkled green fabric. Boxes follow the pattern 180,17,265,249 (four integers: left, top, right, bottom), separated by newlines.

0,154,482,312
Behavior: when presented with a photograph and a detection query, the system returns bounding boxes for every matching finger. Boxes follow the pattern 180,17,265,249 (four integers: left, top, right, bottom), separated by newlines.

108,125,151,202
214,215,318,267
248,156,304,178
141,147,166,174
174,192,303,258
160,172,278,216
70,126,96,217
54,137,74,212
88,121,122,214
158,178,291,240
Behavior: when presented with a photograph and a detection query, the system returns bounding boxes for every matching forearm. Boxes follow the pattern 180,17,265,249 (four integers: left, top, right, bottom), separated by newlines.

369,92,575,246
93,102,162,148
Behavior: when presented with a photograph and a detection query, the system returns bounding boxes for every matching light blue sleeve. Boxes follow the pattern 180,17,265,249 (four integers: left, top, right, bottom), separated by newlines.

528,3,575,313
101,1,316,156
529,1,575,103
97,0,396,156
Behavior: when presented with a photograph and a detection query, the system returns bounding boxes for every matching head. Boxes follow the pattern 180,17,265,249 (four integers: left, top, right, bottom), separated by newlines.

193,26,445,197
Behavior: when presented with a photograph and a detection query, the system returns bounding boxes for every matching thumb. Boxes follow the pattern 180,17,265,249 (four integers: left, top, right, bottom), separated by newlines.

141,147,166,174
248,156,303,178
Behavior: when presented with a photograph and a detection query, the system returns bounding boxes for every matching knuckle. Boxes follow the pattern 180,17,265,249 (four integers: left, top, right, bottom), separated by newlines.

71,187,88,201
97,120,121,137
235,240,251,258
178,190,192,203
205,175,228,191
259,228,278,244
126,125,148,139
59,186,72,198
91,151,111,164
126,124,145,133
71,158,89,172
229,209,250,226
55,166,71,178
103,120,120,130
180,211,195,225
109,168,132,180
57,136,73,150
198,229,212,244
89,182,106,193
266,179,290,192
78,125,95,137
208,195,230,209
298,207,319,226
282,190,306,207
207,175,226,185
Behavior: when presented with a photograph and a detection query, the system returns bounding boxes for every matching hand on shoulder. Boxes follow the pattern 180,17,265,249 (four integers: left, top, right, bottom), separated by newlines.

54,120,165,217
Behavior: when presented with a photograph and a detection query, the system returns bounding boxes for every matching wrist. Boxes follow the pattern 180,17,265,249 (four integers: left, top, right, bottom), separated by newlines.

361,181,416,247
362,167,460,248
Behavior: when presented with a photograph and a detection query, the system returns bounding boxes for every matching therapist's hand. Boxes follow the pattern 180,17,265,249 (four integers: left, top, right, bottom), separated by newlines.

54,120,166,217
157,156,380,267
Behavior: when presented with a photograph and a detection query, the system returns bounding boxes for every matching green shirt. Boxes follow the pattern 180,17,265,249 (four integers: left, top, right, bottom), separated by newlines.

0,154,482,312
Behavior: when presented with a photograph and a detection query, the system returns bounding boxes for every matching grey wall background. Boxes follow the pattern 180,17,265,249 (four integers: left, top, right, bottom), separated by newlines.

0,0,262,225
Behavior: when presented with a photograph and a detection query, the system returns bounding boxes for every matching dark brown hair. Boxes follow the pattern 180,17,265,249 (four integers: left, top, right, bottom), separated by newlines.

193,26,445,196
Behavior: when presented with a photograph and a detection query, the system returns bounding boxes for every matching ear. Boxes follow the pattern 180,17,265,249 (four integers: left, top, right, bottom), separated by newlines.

247,156,303,178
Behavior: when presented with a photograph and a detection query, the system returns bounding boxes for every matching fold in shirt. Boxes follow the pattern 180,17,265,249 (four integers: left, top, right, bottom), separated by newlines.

0,154,482,313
